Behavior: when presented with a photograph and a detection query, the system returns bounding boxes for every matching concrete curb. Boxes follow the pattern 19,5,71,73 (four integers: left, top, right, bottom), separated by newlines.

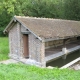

60,57,80,69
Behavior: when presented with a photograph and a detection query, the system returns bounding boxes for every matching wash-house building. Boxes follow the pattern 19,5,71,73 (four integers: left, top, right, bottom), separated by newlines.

4,16,80,67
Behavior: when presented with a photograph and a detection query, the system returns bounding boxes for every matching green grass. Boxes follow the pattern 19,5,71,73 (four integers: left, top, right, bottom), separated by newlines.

0,37,80,80
0,63,80,80
0,37,9,61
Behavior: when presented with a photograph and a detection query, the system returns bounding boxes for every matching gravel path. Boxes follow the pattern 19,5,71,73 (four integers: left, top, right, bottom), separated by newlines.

0,59,19,64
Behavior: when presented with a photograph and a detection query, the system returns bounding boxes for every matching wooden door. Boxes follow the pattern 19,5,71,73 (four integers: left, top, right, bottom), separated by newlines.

23,34,29,58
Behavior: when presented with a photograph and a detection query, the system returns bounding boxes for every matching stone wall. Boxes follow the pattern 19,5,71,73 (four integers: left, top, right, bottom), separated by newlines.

45,37,77,49
29,33,45,65
21,25,27,32
8,22,77,67
9,23,45,67
45,40,63,49
9,22,25,59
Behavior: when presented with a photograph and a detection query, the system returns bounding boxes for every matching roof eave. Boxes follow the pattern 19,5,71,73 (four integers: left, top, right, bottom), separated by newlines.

14,16,43,41
43,35,80,42
3,16,42,41
3,17,17,33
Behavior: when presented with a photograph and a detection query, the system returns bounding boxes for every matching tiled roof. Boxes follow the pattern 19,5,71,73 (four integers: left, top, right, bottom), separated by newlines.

15,16,80,40
4,16,80,41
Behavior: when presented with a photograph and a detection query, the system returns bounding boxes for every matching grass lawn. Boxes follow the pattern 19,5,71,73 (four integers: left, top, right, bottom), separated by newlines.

0,37,80,80
0,63,80,80
0,37,9,61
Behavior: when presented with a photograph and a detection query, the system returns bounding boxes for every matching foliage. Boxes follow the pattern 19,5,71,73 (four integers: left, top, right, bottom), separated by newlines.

64,0,80,20
0,0,16,36
0,0,80,36
0,11,11,36
0,63,80,80
0,0,63,36
0,37,9,60
0,0,64,17
21,0,64,18
0,0,16,14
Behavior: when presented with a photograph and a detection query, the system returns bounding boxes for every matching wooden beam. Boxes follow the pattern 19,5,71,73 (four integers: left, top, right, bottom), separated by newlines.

3,17,17,33
21,31,31,34
63,38,70,47
77,36,80,40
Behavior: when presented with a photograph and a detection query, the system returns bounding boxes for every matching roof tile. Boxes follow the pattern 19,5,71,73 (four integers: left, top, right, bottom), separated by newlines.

15,16,80,40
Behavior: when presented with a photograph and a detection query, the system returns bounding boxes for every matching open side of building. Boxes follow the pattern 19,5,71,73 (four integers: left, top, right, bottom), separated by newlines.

4,16,80,67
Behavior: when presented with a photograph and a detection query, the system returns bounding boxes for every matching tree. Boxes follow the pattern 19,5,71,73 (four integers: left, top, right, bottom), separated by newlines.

0,0,16,36
1,0,80,36
64,0,80,20
0,0,64,36
20,0,64,18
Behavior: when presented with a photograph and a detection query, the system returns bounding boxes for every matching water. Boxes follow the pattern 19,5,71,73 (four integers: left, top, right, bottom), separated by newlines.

46,50,80,67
